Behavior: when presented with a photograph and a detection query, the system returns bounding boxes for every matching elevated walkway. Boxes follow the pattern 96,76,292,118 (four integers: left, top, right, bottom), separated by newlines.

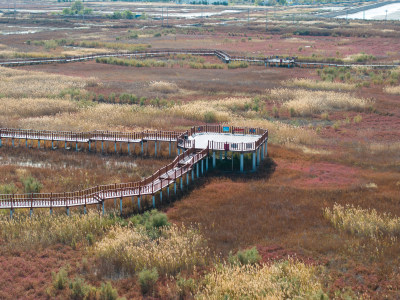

0,125,268,215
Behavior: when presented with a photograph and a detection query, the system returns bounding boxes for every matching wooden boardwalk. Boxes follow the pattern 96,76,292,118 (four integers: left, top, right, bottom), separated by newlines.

0,48,398,69
0,125,268,215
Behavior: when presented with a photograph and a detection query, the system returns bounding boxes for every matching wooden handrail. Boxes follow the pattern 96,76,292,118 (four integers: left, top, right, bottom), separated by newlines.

0,125,267,209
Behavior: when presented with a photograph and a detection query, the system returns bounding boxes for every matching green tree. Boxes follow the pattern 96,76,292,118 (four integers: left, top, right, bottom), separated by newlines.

71,1,84,14
123,10,134,19
21,176,42,194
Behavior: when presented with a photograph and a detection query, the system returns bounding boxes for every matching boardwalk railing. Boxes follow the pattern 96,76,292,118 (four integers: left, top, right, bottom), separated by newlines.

0,128,181,143
0,146,208,209
1,48,397,69
0,124,268,211
0,126,267,151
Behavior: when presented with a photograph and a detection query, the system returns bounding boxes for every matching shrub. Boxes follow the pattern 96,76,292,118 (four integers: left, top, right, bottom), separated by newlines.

332,121,341,131
69,277,88,300
99,282,119,300
320,112,329,120
289,107,296,117
138,268,159,294
52,267,68,290
129,210,170,239
151,213,168,228
0,184,17,194
353,115,362,123
176,274,197,298
228,247,261,265
21,176,42,193
272,106,279,118
203,111,217,123
86,233,95,246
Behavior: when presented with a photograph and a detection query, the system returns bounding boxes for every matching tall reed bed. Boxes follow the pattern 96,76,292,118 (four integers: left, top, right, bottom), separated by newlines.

96,57,167,68
32,39,150,52
195,260,325,299
231,119,321,146
0,67,90,98
149,81,179,93
7,98,320,147
189,62,224,69
94,224,210,276
227,61,249,69
0,97,79,118
0,211,116,249
270,88,372,117
284,78,355,91
324,203,400,241
384,85,400,95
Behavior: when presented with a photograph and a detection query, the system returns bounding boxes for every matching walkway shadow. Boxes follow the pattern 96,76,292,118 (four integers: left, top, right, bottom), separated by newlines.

206,156,277,182
157,157,277,213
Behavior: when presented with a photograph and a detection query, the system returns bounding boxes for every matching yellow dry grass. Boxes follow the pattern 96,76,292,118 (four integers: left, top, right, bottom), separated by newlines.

384,85,400,95
324,203,400,241
0,50,57,59
60,48,112,56
368,142,400,154
149,81,179,93
0,211,112,249
1,95,320,147
231,119,321,146
94,224,209,276
0,97,79,119
270,88,372,116
195,260,325,299
0,67,89,97
284,78,355,91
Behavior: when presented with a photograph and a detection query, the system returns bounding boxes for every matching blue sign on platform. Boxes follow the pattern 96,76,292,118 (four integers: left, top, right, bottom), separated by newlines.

223,126,230,132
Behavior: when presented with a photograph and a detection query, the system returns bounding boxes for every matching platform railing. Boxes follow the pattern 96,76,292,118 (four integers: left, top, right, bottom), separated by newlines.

0,128,182,143
0,146,207,209
0,123,267,210
178,125,268,152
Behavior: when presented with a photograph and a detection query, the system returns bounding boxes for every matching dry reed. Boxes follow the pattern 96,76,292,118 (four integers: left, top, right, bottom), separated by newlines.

149,81,179,93
384,85,400,95
324,203,400,241
270,88,372,116
94,224,210,276
0,211,113,249
0,67,89,97
195,260,325,299
284,78,355,91
0,97,79,119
